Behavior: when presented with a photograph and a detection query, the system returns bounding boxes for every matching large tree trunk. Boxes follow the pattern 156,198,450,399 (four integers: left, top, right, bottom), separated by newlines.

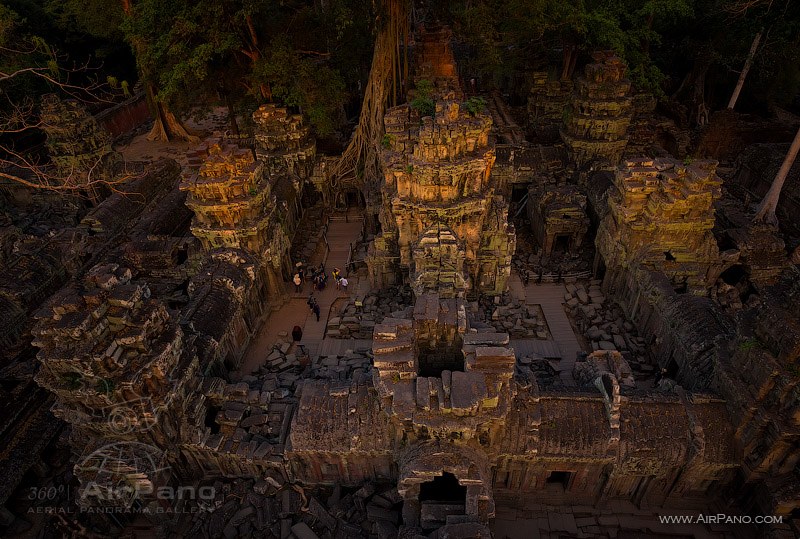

753,125,800,226
146,92,200,143
727,31,762,110
561,42,578,81
331,0,409,187
123,0,199,144
671,51,712,128
223,89,240,136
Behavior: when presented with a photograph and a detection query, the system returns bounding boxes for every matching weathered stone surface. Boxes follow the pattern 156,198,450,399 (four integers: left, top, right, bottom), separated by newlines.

561,51,633,167
368,27,515,297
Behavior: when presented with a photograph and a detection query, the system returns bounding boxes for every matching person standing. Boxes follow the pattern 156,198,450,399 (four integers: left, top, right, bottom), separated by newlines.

312,302,321,322
291,325,303,342
339,276,348,293
293,273,302,293
332,268,341,289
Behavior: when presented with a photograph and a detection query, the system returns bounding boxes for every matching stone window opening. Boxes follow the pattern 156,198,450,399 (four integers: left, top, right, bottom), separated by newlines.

204,406,220,434
664,250,676,261
545,470,572,489
419,472,466,504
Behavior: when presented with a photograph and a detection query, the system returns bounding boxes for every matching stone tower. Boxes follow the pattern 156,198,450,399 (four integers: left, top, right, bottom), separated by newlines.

560,51,633,168
39,94,121,190
180,139,295,302
368,27,515,298
595,158,723,295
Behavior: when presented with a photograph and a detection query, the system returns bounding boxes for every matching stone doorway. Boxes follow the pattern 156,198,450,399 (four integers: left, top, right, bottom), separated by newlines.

553,234,571,253
419,472,467,530
337,188,365,210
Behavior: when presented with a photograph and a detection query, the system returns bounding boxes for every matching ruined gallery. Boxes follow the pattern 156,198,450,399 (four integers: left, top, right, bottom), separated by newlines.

0,1,799,538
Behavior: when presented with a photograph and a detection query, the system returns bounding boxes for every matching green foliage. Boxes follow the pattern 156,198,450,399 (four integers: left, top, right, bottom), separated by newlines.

738,338,761,352
414,79,434,99
410,79,435,118
405,164,414,174
114,0,373,134
448,0,694,96
562,106,572,125
411,96,435,118
381,133,394,149
463,96,487,116
254,36,346,136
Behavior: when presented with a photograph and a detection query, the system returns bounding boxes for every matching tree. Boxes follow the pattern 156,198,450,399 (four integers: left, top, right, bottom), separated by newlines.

119,0,199,142
330,0,409,188
753,125,800,226
0,2,136,194
726,30,761,110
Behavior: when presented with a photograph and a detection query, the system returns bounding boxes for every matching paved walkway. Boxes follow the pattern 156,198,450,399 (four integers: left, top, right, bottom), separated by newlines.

239,212,364,374
524,283,584,386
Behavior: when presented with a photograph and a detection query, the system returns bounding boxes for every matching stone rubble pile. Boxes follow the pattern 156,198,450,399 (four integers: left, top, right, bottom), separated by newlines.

309,350,373,381
473,297,550,339
511,224,592,281
710,279,748,313
516,355,560,388
246,337,307,377
563,280,655,378
325,286,413,339
181,478,403,539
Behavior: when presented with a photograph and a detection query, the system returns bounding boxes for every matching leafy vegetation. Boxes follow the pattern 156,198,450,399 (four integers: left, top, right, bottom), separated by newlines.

463,96,487,115
410,78,435,118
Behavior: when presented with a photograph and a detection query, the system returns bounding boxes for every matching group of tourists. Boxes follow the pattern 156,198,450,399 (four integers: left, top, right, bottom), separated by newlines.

295,263,348,295
331,267,348,291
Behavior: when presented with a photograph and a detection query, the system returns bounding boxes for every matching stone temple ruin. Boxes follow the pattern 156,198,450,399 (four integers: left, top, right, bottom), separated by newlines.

1,23,799,539
369,27,516,298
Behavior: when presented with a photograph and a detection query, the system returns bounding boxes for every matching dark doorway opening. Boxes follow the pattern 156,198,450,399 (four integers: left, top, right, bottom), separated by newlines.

546,470,572,489
666,357,679,379
511,185,528,203
554,234,571,253
342,188,365,209
204,406,221,434
720,265,746,286
419,472,466,503
417,336,464,377
595,256,607,280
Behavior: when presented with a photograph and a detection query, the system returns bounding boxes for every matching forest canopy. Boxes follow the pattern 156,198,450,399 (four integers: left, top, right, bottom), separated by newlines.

1,0,798,144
